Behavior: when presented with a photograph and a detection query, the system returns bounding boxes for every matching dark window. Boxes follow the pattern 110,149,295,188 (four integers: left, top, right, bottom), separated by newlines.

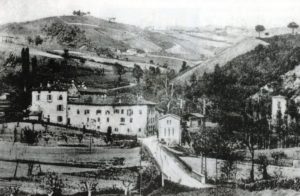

127,109,133,116
87,117,89,122
57,105,63,111
121,109,124,114
106,110,110,115
120,118,125,123
47,94,52,101
77,109,80,114
130,118,133,123
96,110,101,114
115,128,118,132
114,109,119,114
36,95,40,101
57,116,63,122
139,110,142,115
84,110,90,115
107,117,109,122
58,95,63,100
139,128,142,132
127,128,130,132
98,117,100,122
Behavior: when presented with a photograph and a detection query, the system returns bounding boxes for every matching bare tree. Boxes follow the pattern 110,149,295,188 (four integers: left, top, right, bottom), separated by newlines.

80,180,98,196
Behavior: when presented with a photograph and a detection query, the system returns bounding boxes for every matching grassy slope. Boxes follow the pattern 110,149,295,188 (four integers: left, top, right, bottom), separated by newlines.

173,37,269,84
0,15,251,61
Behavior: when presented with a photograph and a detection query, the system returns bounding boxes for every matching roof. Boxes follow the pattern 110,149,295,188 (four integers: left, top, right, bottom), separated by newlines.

186,113,204,118
68,93,156,106
159,113,181,121
272,95,286,99
78,87,108,94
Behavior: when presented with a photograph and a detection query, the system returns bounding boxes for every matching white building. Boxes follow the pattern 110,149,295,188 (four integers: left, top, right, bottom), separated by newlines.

158,114,181,146
29,86,157,137
271,95,287,122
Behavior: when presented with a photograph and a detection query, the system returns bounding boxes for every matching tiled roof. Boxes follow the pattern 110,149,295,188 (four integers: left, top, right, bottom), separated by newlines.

68,93,156,106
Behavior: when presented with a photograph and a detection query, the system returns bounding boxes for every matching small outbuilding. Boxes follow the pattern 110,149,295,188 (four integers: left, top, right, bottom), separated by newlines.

158,114,181,146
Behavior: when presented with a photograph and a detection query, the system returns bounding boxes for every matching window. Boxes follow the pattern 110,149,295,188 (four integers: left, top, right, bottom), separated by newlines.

130,118,133,123
98,117,100,122
77,109,80,114
114,109,120,114
57,116,63,122
96,110,101,115
121,109,124,114
47,94,52,101
120,117,125,123
97,126,100,129
127,109,133,116
127,128,130,132
139,110,142,115
106,110,110,115
169,120,172,124
57,105,63,111
107,117,109,122
115,128,118,132
36,95,40,101
87,118,89,122
84,109,90,115
58,95,63,100
139,128,142,132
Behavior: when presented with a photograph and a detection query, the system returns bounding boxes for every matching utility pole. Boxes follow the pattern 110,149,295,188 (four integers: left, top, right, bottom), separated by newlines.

203,97,207,182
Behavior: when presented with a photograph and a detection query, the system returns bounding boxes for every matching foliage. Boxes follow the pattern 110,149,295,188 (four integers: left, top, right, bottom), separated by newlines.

271,151,287,165
132,64,144,83
43,22,90,47
114,63,126,82
42,172,64,196
256,154,270,180
34,35,43,46
287,22,299,34
21,127,39,144
255,25,265,37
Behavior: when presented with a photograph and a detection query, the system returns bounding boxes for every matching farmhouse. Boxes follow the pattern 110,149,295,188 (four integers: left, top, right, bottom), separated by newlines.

29,84,157,137
158,114,181,146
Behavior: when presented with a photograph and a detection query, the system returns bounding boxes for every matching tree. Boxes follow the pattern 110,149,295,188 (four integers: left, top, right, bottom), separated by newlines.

105,126,113,145
80,180,98,196
114,63,126,82
132,64,144,83
21,127,38,145
190,73,197,84
43,172,64,196
35,35,43,46
255,25,265,38
257,154,270,180
288,22,299,35
179,61,189,72
27,36,33,44
271,151,287,165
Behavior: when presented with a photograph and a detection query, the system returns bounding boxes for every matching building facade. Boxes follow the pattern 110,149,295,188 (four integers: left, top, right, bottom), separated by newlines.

158,114,181,146
29,87,156,137
271,95,287,123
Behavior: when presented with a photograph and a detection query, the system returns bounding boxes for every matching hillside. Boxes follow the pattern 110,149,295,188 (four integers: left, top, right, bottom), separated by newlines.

173,37,269,84
0,15,253,61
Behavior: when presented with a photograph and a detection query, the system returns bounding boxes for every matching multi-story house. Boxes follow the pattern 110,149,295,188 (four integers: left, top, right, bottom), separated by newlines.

29,85,156,137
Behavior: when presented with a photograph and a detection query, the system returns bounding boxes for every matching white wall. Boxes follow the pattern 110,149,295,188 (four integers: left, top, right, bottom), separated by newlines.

272,96,287,122
31,91,68,125
158,116,181,145
68,104,152,137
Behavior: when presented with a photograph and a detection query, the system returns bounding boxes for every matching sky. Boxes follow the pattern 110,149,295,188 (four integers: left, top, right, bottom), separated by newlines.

0,0,300,28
